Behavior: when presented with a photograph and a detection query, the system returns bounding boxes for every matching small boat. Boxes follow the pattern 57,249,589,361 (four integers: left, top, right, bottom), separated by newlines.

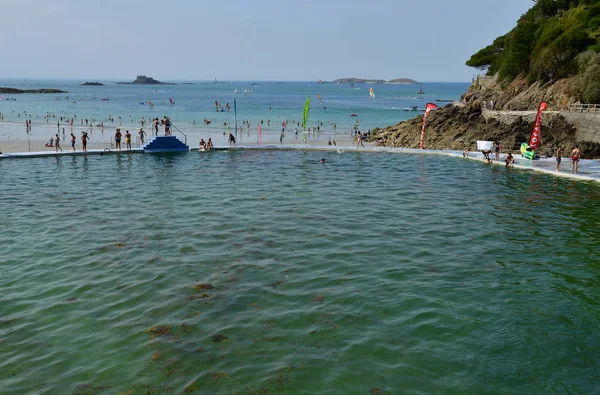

403,105,419,111
417,83,425,94
102,98,109,101
350,113,358,117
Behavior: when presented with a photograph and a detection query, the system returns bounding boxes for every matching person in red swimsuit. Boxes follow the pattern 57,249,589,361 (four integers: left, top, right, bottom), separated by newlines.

81,132,89,152
571,145,580,173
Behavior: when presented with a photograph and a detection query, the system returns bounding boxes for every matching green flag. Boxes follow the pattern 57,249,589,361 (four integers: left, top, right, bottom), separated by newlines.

302,97,310,131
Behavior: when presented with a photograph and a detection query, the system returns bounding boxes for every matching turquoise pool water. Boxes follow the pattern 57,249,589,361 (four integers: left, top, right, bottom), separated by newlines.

1,150,600,394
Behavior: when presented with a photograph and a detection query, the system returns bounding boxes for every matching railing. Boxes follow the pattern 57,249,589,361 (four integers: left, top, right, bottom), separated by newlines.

169,123,187,146
137,124,154,148
568,104,600,113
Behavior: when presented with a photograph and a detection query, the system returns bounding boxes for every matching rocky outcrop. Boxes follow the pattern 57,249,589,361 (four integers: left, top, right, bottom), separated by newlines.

369,75,600,158
368,103,600,158
464,75,577,111
118,75,173,85
385,78,418,84
0,87,66,94
80,82,104,86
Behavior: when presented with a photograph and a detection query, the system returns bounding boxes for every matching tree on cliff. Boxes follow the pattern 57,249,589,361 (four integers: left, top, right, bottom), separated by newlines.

575,51,600,102
466,0,600,84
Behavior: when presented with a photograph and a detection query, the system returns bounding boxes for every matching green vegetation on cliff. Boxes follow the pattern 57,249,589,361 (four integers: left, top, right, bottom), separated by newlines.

466,0,600,84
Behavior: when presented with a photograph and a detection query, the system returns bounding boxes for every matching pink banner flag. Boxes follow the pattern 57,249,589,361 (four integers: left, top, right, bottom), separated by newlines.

528,101,547,150
419,103,438,149
258,125,262,145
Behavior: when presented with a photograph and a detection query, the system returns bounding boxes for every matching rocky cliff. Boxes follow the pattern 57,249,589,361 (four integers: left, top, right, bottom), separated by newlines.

464,75,577,111
368,76,600,158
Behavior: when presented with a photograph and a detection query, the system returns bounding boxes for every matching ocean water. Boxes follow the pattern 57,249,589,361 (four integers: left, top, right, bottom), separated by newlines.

0,79,468,141
1,150,600,394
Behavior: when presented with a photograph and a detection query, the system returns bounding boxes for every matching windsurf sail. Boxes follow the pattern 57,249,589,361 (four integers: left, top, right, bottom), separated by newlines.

169,98,174,105
302,97,311,131
148,101,153,108
419,103,438,149
369,87,375,98
528,101,548,151
258,125,262,145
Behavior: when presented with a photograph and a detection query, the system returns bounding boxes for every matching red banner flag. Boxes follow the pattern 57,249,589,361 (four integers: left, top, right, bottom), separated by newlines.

528,101,547,150
419,103,438,149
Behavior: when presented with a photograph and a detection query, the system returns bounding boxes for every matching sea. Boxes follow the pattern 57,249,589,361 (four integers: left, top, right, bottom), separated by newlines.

0,79,468,146
2,81,600,394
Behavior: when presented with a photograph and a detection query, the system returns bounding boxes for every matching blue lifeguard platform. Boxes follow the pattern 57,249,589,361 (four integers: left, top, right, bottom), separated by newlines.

143,136,190,153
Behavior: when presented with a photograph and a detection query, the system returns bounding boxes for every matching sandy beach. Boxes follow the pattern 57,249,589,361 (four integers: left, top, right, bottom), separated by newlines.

0,121,356,154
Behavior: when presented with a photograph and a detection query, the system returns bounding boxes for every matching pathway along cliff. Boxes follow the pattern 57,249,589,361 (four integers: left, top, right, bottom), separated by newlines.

368,76,600,158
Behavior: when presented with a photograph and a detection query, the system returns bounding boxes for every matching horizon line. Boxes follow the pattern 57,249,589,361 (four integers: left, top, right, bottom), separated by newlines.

0,77,471,84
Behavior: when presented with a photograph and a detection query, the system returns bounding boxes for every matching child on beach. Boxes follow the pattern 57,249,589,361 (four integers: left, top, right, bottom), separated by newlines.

505,152,514,167
70,132,76,151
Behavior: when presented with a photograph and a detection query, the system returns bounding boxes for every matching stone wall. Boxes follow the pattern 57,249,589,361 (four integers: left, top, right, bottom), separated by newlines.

476,75,496,89
562,112,600,143
482,109,600,143
481,109,561,125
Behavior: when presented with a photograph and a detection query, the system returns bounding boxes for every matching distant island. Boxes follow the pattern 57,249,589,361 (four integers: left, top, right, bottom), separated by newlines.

0,87,67,94
332,78,418,84
117,75,175,85
81,82,104,86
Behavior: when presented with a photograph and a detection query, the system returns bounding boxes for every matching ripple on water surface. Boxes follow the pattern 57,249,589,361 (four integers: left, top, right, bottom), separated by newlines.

1,151,600,394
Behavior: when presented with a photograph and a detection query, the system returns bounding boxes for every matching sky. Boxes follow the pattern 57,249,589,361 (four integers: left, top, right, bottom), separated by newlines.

0,0,532,82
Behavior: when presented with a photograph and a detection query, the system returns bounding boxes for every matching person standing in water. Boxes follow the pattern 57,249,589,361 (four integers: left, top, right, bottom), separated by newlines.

555,146,562,171
70,132,76,151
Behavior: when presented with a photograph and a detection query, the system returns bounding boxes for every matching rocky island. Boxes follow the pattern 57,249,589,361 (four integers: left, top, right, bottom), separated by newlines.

369,0,600,158
117,75,174,85
332,77,417,84
0,87,67,94
80,81,104,86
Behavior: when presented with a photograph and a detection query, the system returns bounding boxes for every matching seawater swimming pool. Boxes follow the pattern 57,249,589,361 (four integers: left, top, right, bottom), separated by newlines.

1,150,600,394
